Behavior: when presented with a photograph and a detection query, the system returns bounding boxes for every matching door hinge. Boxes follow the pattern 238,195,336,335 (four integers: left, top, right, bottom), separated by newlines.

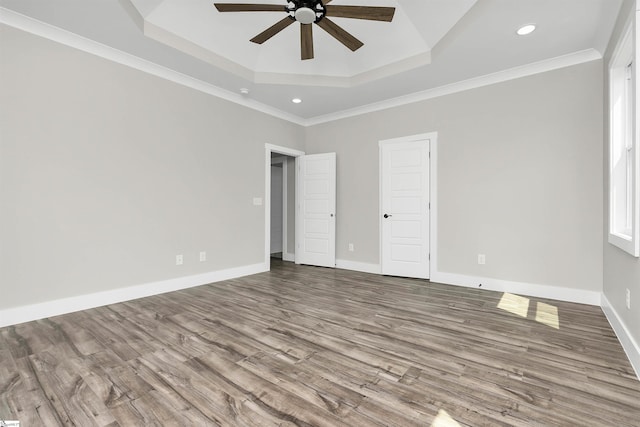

428,253,431,260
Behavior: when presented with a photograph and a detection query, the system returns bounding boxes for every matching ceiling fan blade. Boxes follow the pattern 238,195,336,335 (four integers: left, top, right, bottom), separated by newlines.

214,3,286,12
250,17,295,44
325,5,395,22
316,17,363,51
300,24,314,60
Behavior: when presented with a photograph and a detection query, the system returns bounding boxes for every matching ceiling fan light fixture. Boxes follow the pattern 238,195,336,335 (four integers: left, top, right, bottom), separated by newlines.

516,24,536,36
295,7,316,24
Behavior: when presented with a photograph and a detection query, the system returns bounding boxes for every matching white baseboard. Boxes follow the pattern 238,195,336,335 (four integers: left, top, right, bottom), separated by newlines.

336,259,381,274
430,271,602,306
333,263,601,306
282,252,295,262
0,263,266,328
601,295,640,380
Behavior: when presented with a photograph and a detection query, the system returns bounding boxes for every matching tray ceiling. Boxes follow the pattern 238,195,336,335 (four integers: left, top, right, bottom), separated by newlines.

0,0,624,121
126,0,476,86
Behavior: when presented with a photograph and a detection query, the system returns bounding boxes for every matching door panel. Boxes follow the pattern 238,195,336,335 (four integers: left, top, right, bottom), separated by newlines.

381,140,430,279
296,153,336,267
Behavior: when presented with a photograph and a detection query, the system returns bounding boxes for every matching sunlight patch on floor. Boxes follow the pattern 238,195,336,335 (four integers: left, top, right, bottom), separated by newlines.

431,409,462,427
535,301,560,329
497,292,530,318
497,293,560,329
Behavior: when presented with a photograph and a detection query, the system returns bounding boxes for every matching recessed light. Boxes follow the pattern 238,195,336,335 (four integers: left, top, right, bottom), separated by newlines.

240,88,249,95
517,24,536,36
292,98,302,104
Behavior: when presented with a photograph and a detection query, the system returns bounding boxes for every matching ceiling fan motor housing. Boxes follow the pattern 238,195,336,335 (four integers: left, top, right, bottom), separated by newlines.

289,0,325,23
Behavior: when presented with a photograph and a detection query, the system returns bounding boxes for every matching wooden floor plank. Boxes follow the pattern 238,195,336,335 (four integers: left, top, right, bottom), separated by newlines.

1,259,639,426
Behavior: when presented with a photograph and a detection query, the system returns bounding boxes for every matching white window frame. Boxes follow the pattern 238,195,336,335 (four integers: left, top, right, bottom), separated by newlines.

608,11,639,257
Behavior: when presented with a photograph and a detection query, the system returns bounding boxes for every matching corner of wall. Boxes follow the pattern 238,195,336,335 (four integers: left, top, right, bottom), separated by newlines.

601,294,640,379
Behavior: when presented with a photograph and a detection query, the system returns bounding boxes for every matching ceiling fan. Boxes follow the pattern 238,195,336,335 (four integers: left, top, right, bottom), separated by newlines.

213,1,395,60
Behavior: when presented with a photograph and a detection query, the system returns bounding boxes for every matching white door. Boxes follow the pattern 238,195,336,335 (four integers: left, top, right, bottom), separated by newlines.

296,153,336,267
380,139,430,279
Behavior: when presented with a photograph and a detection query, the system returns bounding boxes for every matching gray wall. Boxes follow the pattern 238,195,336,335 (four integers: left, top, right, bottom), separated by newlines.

306,61,604,292
0,25,305,309
603,0,640,349
0,21,608,311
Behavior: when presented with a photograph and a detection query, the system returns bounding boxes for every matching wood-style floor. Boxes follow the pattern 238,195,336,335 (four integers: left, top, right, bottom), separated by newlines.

1,259,639,426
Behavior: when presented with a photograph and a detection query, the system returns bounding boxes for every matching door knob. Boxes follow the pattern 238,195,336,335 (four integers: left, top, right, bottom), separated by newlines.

383,214,392,218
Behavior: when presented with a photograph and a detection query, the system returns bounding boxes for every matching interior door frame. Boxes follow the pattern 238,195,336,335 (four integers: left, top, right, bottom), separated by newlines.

265,144,305,270
379,132,438,279
270,156,287,257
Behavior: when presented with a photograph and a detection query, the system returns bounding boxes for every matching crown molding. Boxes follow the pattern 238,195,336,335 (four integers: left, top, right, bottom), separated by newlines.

304,48,603,126
252,51,432,88
0,7,306,126
1,7,603,128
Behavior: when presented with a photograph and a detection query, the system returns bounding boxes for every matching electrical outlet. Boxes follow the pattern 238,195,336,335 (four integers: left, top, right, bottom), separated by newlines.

348,243,354,252
626,288,631,310
176,254,183,265
199,251,207,262
478,254,486,265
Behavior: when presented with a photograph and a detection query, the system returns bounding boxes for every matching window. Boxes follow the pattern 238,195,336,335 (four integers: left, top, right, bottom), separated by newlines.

609,17,639,256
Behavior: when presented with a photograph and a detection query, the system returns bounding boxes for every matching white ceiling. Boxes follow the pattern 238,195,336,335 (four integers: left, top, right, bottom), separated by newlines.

133,0,476,86
0,0,623,122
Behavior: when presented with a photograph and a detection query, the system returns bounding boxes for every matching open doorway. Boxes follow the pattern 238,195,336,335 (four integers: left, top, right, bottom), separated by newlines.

264,144,305,270
264,144,337,270
270,154,295,262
